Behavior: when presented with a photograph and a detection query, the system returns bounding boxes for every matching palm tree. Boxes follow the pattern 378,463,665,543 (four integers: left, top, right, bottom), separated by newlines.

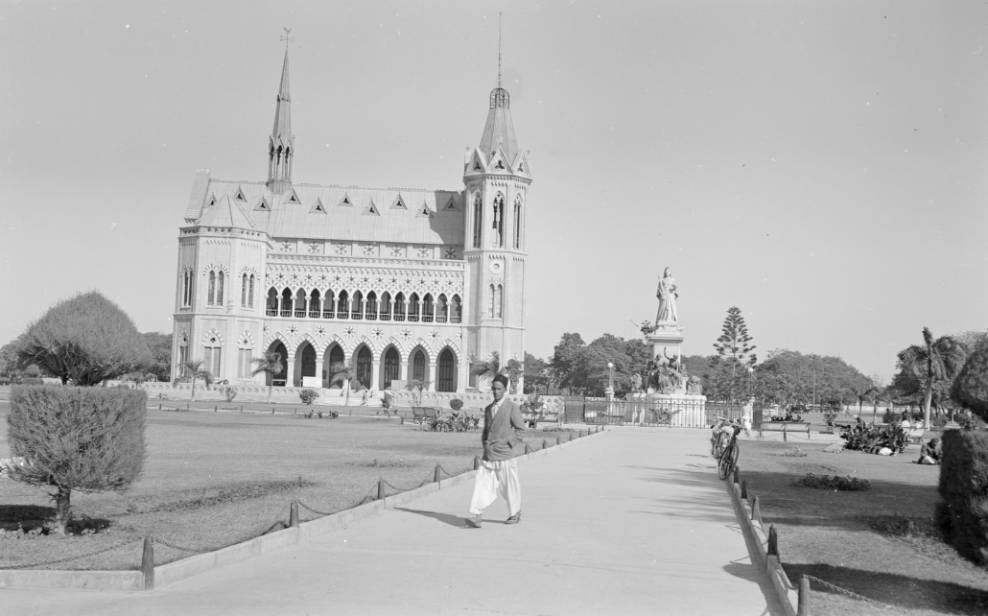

898,327,968,428
183,360,213,401
252,351,284,402
471,351,502,389
329,361,354,406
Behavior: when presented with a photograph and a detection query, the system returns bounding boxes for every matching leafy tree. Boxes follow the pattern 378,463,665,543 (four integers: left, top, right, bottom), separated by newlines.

252,351,285,402
141,332,172,382
897,327,968,428
753,350,871,407
505,358,523,394
183,359,212,401
584,334,636,396
710,306,757,402
7,385,147,535
471,351,502,386
15,292,152,385
0,340,20,378
551,333,589,394
952,337,988,421
523,352,549,394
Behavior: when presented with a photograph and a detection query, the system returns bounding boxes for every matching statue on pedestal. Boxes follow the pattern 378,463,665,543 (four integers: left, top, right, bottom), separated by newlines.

655,267,679,325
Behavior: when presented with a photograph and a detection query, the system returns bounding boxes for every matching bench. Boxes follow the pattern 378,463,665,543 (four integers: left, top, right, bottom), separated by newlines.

758,421,811,441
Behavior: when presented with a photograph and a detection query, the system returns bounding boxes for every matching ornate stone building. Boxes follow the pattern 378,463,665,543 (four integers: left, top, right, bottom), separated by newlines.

171,48,531,393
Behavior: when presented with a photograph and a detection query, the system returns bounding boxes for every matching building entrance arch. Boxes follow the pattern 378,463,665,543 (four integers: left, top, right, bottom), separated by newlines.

265,341,289,387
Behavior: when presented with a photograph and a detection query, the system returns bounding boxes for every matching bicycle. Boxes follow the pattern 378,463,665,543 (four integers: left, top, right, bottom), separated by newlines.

717,422,742,480
710,416,737,459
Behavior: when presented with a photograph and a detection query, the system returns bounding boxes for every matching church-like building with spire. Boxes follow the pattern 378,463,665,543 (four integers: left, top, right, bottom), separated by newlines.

171,44,532,394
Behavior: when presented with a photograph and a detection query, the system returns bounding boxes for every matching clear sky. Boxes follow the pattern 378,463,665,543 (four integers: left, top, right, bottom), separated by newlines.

1,0,985,383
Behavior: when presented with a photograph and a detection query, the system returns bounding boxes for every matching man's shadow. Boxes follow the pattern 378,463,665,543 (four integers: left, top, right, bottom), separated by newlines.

395,507,501,528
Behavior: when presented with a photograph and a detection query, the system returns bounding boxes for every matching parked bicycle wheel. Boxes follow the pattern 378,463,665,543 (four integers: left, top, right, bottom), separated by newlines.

717,444,734,480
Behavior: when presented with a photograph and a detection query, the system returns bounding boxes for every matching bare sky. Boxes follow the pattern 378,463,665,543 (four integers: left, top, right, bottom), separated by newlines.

1,0,985,382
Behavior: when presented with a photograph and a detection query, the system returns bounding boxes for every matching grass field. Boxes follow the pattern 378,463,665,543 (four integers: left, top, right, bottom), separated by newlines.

736,435,988,616
0,401,578,571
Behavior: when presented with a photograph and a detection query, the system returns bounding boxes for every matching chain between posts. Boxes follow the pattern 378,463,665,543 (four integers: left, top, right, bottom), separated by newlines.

5,537,141,569
802,574,898,611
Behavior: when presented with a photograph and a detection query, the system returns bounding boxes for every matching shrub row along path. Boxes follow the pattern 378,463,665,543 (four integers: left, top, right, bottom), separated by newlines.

5,428,785,616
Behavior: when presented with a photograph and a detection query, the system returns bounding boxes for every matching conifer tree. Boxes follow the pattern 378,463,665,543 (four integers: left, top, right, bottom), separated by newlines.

711,306,757,402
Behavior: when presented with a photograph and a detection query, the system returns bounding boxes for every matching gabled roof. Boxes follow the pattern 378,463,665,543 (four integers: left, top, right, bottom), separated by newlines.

188,176,465,245
197,195,255,230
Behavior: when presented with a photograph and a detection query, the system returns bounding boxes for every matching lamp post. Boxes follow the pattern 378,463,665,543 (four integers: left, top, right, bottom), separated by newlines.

605,361,615,401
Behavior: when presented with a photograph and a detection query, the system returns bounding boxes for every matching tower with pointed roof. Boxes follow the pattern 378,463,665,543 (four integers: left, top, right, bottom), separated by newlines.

267,45,294,194
461,33,532,389
171,34,532,399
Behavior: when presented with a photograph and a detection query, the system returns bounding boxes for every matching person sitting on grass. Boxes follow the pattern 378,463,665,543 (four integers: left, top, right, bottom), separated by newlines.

917,438,942,465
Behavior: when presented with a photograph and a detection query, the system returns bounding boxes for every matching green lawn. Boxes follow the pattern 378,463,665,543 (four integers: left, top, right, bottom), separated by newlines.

0,402,578,571
736,436,988,616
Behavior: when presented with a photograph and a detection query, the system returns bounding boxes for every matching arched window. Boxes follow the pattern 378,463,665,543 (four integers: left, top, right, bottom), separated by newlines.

436,294,448,324
294,289,306,318
394,293,405,322
451,295,462,324
217,271,225,305
496,284,503,318
182,270,193,307
248,274,255,307
266,287,278,316
241,274,248,307
208,271,216,305
355,345,373,388
472,193,482,248
380,292,392,321
323,290,335,318
337,290,349,319
492,193,505,248
513,196,522,249
281,288,293,317
366,292,378,321
382,347,400,390
408,293,420,322
309,290,321,318
411,349,427,383
422,294,434,323
351,291,364,319
488,284,495,318
437,348,456,392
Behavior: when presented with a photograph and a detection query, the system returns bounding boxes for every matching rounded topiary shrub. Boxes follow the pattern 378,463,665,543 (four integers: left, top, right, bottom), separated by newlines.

299,388,320,405
936,429,988,566
7,385,147,534
449,398,464,411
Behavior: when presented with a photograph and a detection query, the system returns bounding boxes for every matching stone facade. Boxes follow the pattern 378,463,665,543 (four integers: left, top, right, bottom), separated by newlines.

171,49,531,394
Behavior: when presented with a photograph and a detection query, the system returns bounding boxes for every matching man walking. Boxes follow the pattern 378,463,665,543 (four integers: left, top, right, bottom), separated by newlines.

466,374,526,528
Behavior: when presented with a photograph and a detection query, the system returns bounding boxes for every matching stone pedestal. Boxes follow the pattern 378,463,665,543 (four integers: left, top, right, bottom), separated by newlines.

646,326,684,363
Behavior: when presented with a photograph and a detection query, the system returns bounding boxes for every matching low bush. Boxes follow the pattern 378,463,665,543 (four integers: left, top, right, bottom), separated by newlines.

840,422,908,454
936,430,988,566
299,389,319,405
449,398,464,411
223,386,237,402
428,411,479,432
793,473,871,491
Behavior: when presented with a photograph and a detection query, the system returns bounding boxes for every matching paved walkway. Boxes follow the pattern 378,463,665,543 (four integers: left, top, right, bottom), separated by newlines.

4,428,785,616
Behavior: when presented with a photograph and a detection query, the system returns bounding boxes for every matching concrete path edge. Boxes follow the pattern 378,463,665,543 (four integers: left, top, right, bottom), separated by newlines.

0,429,602,591
725,471,800,616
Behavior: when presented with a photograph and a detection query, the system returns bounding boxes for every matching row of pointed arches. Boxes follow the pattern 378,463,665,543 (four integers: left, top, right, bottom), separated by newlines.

264,340,459,392
265,287,463,323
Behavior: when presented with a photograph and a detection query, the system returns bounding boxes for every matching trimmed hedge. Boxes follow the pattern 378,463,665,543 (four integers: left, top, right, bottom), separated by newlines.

936,429,988,566
7,385,147,534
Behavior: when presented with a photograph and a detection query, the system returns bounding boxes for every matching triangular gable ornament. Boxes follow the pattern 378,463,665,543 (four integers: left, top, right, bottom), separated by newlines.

339,193,353,207
392,194,408,209
418,201,432,217
235,186,247,202
255,196,271,211
364,199,381,216
311,196,327,213
444,195,457,211
287,188,302,204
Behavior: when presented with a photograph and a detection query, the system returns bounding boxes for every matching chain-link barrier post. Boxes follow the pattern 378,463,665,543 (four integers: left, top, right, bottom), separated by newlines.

289,501,300,527
542,439,548,449
141,536,155,590
473,456,480,470
377,478,385,500
556,436,561,445
433,464,441,483
767,524,779,557
741,479,748,499
751,495,762,525
797,575,810,616
524,443,531,455
733,467,741,485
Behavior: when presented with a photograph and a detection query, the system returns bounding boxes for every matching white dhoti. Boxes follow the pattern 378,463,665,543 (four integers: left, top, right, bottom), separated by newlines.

468,458,521,516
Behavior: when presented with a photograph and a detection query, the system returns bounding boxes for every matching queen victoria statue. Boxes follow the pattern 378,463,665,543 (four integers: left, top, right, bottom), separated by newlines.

655,267,679,325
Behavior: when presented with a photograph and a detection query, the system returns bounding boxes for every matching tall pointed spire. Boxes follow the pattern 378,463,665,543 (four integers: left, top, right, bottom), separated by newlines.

477,13,519,163
267,28,294,193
